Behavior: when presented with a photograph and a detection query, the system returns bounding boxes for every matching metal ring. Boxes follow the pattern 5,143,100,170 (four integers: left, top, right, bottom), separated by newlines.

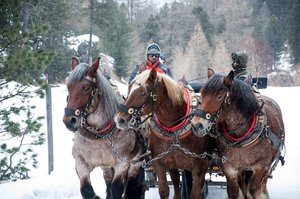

75,109,80,116
128,108,134,114
206,113,211,120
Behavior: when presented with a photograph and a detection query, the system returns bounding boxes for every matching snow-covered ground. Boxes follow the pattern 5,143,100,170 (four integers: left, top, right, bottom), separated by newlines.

0,85,299,199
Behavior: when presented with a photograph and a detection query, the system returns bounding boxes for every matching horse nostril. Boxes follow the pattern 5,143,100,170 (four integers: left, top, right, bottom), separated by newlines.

118,118,126,126
192,123,204,131
198,123,204,130
70,116,77,125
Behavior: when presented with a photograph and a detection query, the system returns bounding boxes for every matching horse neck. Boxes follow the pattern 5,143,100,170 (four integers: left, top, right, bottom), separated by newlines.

220,106,254,137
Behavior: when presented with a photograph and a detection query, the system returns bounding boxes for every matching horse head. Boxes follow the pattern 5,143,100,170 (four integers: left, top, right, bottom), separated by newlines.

191,70,234,137
115,66,187,130
64,57,119,133
63,57,100,131
114,68,159,129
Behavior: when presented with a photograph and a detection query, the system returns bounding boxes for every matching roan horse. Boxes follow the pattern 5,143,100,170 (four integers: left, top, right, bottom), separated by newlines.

114,67,212,199
63,57,145,199
191,70,285,199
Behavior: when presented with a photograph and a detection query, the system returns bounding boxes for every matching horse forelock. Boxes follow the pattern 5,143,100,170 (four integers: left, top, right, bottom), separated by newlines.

67,63,118,119
160,74,185,105
202,74,226,96
68,63,89,84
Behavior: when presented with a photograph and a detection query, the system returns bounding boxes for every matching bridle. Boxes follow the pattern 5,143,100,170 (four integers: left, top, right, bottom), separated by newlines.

193,91,231,137
64,78,100,128
118,78,158,128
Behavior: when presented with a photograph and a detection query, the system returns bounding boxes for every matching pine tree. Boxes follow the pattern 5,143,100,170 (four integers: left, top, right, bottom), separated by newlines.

0,0,54,182
94,0,133,77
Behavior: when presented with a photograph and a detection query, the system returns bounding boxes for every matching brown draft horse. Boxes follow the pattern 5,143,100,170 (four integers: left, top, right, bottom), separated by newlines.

114,67,211,199
191,71,285,199
62,57,145,199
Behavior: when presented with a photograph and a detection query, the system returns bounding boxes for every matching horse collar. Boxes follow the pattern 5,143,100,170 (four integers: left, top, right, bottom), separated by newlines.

80,122,119,141
217,102,267,147
150,88,194,140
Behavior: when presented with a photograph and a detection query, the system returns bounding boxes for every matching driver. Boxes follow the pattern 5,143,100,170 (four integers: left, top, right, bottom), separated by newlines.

128,43,173,83
231,51,252,85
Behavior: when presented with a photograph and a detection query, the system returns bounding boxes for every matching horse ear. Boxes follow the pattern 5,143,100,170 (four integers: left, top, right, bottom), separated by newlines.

149,67,157,81
70,57,79,70
87,57,101,78
224,70,234,87
207,68,215,78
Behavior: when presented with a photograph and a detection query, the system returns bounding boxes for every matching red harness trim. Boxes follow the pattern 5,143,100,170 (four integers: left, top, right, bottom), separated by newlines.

223,116,257,142
155,87,191,133
96,121,113,133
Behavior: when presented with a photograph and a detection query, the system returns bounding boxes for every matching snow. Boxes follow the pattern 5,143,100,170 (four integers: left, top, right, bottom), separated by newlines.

0,85,299,199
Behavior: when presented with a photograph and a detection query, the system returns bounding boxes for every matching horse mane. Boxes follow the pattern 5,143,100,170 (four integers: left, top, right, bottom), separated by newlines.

68,63,119,119
202,74,260,118
133,70,185,106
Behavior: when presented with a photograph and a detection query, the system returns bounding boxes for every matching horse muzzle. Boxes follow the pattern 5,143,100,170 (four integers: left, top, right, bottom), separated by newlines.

63,115,79,132
191,122,206,137
114,113,131,130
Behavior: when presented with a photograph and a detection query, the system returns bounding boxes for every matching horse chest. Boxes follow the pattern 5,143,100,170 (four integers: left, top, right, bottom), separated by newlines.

72,133,117,165
218,139,275,168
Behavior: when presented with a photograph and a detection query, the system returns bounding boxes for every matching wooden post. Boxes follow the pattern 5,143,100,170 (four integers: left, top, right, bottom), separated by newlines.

46,82,54,174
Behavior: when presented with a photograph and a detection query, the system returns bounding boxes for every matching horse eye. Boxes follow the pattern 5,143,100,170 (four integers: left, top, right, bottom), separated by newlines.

217,95,223,101
83,86,92,92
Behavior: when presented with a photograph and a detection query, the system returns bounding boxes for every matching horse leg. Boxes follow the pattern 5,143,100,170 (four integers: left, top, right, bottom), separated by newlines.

238,170,253,199
125,166,146,199
249,168,270,199
181,170,192,199
103,168,114,199
75,162,100,199
110,175,125,199
169,169,181,199
154,165,169,199
223,168,243,199
190,167,207,199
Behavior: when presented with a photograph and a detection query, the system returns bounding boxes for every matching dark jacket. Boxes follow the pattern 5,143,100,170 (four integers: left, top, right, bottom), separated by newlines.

234,68,253,86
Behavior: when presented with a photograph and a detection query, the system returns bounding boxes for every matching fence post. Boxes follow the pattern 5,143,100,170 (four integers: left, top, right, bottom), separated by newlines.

46,82,54,174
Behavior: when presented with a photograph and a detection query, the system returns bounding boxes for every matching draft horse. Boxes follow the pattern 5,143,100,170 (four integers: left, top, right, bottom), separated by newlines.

114,68,211,199
63,57,145,199
191,71,285,199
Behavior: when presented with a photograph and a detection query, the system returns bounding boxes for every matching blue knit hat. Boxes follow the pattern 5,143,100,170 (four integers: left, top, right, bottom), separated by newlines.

146,43,161,55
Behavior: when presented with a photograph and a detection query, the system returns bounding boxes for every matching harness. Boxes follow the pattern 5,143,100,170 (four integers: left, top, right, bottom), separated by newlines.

65,77,125,160
149,87,197,140
118,79,222,167
193,86,285,174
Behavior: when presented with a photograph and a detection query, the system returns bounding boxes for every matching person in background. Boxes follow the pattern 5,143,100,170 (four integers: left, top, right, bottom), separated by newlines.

231,51,253,85
76,41,89,64
128,43,173,83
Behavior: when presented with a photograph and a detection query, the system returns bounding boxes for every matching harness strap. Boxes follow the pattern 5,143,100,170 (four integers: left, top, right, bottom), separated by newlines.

264,127,284,151
80,124,119,141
